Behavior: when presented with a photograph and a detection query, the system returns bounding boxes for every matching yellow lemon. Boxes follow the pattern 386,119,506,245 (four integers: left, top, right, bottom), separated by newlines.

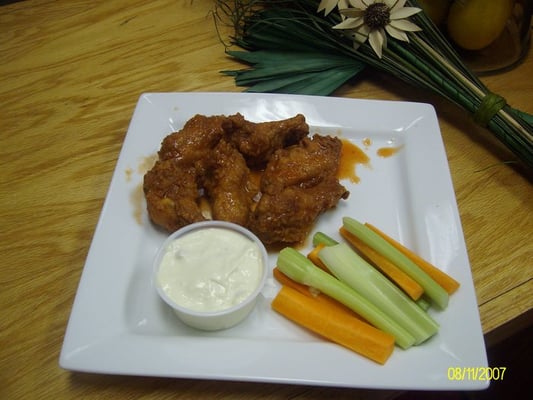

447,0,514,50
417,0,453,26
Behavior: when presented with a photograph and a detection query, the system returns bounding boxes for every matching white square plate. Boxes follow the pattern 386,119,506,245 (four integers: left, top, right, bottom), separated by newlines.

60,93,488,390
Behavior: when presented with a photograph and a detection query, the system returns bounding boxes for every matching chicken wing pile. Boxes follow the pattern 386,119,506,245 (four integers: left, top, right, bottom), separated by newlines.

143,113,349,245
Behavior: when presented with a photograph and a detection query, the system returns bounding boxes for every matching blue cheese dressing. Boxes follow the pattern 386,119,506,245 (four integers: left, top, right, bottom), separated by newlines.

156,227,263,312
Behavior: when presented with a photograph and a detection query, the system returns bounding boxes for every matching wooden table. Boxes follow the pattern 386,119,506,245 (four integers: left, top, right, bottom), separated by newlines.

1,1,531,399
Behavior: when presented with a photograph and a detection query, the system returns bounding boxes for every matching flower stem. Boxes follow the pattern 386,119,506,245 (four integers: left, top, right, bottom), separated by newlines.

410,22,533,146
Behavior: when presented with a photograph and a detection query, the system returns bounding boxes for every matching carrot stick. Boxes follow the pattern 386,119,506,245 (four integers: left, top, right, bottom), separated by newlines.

339,227,424,301
273,267,321,298
307,243,329,271
273,267,364,321
365,223,460,294
272,285,395,364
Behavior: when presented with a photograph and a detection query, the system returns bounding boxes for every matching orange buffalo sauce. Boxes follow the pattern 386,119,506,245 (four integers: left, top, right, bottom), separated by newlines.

338,139,371,184
377,145,404,158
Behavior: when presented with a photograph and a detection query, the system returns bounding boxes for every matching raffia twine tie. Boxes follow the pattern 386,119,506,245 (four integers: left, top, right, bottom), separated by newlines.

473,92,507,127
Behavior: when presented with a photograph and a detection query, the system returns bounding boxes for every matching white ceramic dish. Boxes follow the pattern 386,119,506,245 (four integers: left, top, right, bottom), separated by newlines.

60,92,488,390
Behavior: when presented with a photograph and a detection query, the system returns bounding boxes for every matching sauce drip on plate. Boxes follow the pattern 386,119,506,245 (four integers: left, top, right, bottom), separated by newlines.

338,139,371,184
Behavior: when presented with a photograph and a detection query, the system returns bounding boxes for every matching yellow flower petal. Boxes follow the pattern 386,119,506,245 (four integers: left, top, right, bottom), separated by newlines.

382,28,388,50
349,0,370,8
369,29,385,58
390,7,422,19
339,0,351,9
333,17,365,30
339,8,365,18
318,0,340,15
390,0,407,12
352,37,364,50
389,19,422,32
385,24,409,42
358,23,371,36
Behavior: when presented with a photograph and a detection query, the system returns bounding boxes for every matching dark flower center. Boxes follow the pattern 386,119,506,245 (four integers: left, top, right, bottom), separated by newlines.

364,3,391,30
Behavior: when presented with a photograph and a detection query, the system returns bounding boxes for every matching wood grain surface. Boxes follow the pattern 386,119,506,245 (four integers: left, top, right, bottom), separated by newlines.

1,1,531,399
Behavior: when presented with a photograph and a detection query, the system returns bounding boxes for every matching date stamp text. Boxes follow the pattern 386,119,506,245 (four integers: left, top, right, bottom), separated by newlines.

447,367,506,381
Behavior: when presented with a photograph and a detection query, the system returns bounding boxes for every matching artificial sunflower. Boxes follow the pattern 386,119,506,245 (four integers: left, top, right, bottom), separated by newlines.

333,0,423,58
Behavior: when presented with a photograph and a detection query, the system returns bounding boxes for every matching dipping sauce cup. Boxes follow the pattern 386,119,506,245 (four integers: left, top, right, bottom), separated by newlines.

153,221,268,331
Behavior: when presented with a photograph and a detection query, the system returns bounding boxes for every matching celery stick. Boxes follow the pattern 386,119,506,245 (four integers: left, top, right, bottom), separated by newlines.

277,247,416,349
319,243,439,345
416,296,432,311
343,217,449,310
312,232,338,247
317,230,433,311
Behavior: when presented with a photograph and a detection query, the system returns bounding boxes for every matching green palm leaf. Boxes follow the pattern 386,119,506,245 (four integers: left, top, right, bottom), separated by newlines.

222,50,365,95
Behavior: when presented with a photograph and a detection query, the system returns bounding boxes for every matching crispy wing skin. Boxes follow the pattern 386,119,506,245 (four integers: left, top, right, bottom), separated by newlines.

143,159,205,231
250,134,349,244
144,114,233,231
158,114,231,164
203,140,259,227
227,113,309,167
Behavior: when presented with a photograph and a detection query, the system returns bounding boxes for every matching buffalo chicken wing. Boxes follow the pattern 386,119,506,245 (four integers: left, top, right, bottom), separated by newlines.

143,113,349,245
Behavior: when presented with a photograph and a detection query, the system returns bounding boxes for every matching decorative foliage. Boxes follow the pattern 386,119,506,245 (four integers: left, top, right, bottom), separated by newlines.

214,0,533,167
